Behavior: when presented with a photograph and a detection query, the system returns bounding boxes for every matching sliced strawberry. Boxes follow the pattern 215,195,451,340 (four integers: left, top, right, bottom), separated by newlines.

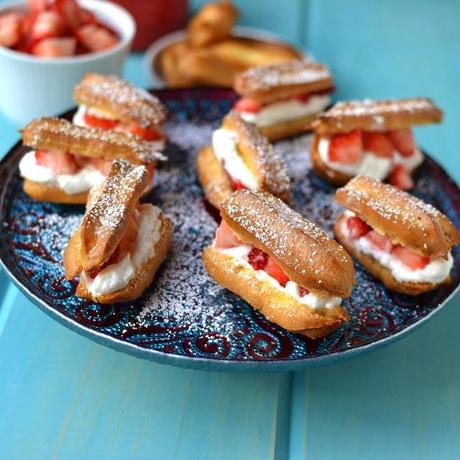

328,129,363,165
215,220,240,249
230,179,245,191
83,111,119,130
364,230,393,253
265,256,289,287
32,37,76,57
35,149,79,175
54,0,82,30
76,23,118,52
0,13,23,48
30,10,66,43
299,286,310,297
297,93,310,103
233,97,263,113
346,216,371,239
387,128,415,157
392,245,430,270
28,0,48,14
388,164,414,190
248,247,268,270
362,131,394,158
128,125,163,141
80,8,96,25
88,157,113,176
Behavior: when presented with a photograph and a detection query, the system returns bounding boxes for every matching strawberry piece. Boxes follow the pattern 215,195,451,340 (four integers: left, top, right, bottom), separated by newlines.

328,130,363,165
230,179,245,191
83,111,119,130
30,11,66,43
0,13,23,48
299,286,310,297
248,247,269,270
362,131,394,158
88,157,113,176
233,97,263,113
76,23,118,52
28,0,48,14
32,37,76,57
392,245,430,270
364,230,393,253
54,0,82,30
387,128,415,157
346,216,371,239
80,8,96,25
128,125,163,141
388,164,414,190
214,220,240,249
35,149,79,175
265,256,289,287
297,93,310,103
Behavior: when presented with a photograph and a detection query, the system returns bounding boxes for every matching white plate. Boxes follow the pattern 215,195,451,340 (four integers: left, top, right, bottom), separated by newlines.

143,26,306,88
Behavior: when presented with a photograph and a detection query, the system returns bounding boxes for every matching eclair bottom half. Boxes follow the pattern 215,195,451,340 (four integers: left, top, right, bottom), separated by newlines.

203,246,349,339
24,179,89,204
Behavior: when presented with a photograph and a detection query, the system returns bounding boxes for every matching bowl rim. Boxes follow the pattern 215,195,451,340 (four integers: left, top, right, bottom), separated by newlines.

143,26,307,87
0,0,135,64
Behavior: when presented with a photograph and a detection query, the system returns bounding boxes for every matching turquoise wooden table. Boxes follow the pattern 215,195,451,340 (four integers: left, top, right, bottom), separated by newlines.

1,1,460,458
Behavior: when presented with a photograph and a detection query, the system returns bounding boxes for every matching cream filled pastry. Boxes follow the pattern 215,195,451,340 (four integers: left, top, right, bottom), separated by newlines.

203,189,355,339
73,73,168,145
311,97,443,189
334,176,460,295
64,160,173,303
20,117,163,204
196,111,290,210
233,58,334,141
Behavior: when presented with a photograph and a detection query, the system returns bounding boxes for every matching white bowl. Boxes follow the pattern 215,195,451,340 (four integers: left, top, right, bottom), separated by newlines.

0,0,136,127
143,26,306,88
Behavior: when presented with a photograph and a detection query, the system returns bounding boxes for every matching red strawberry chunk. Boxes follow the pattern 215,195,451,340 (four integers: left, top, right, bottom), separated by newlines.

265,256,290,287
248,247,268,270
388,164,414,190
230,179,245,191
297,93,310,103
392,245,430,270
32,37,76,57
234,97,263,113
0,13,23,48
31,11,66,42
387,128,415,157
83,111,119,130
80,8,96,25
35,149,79,175
362,132,394,158
364,230,393,253
76,23,118,52
88,157,113,176
54,0,82,30
299,286,310,297
346,216,371,239
28,0,48,14
328,129,363,165
129,125,163,141
214,220,240,249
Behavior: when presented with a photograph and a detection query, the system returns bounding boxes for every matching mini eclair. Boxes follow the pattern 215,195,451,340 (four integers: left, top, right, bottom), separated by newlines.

73,73,168,146
64,160,173,303
334,175,460,295
19,117,165,204
196,111,290,209
203,189,355,339
233,59,334,141
311,97,443,190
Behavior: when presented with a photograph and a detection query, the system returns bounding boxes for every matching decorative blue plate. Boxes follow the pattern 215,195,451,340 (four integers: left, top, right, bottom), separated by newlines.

0,88,459,372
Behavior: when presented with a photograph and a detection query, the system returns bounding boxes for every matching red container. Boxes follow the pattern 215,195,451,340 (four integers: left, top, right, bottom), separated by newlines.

112,0,188,51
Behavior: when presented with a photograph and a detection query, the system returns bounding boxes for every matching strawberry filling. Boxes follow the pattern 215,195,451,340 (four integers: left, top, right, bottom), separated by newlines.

214,221,309,294
344,215,430,271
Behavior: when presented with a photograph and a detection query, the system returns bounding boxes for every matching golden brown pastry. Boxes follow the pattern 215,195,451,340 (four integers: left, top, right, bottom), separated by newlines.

64,160,173,303
232,59,334,141
19,117,163,204
310,97,443,190
334,175,460,295
196,111,290,209
203,189,355,339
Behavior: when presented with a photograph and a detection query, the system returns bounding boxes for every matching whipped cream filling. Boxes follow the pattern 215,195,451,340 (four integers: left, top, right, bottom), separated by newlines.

73,105,166,151
239,94,330,127
318,136,424,180
82,204,162,297
341,214,453,284
19,151,105,195
212,128,259,190
217,244,342,309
